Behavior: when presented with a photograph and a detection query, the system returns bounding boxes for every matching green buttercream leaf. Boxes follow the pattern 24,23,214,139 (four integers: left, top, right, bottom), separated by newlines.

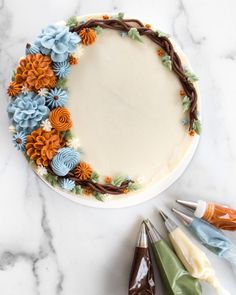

91,171,100,183
112,175,126,187
44,173,58,187
162,55,172,70
93,192,105,202
72,185,82,195
182,96,191,112
192,119,202,135
63,130,73,141
155,30,170,38
12,70,16,81
128,182,141,192
128,28,143,42
56,78,68,90
94,26,103,35
184,67,198,83
66,16,78,28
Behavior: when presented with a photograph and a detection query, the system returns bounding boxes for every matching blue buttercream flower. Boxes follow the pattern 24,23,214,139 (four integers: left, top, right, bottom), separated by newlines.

53,61,70,78
25,43,41,55
35,24,81,62
60,178,75,191
7,92,50,134
51,147,80,176
45,88,68,109
12,131,27,151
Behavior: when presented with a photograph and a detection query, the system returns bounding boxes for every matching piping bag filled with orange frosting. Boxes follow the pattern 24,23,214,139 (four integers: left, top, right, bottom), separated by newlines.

128,222,156,294
177,199,236,231
144,219,202,295
159,210,230,295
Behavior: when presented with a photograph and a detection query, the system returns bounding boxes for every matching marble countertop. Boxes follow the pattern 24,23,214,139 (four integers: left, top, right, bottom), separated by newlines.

0,0,236,294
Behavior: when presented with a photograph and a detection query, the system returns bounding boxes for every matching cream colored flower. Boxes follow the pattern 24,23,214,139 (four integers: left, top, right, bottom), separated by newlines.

36,165,48,176
38,88,49,97
66,137,81,149
9,125,16,133
21,85,29,94
40,119,52,132
74,44,84,59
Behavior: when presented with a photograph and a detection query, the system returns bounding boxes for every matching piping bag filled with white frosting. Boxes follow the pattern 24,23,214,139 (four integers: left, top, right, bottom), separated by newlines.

159,210,230,295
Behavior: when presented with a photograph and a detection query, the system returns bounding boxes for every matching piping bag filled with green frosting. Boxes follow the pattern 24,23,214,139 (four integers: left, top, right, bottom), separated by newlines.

128,222,156,295
159,210,230,295
172,208,236,280
144,219,202,295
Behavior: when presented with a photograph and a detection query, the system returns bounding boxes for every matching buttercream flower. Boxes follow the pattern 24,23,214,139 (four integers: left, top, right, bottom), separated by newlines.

7,92,50,134
45,88,68,109
21,86,30,94
26,127,65,166
79,28,96,45
51,147,80,176
12,131,27,151
9,125,16,133
40,119,52,132
74,44,84,59
7,81,22,97
35,24,81,62
15,54,57,91
49,107,72,131
69,55,78,65
36,165,48,176
74,162,92,180
38,88,49,97
60,178,75,191
66,137,80,149
25,43,41,55
53,61,70,78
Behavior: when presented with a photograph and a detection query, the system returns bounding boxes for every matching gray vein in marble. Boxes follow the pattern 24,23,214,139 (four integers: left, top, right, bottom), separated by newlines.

171,0,206,48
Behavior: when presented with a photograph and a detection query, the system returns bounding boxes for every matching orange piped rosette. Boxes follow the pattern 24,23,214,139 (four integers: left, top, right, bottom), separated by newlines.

49,107,72,131
79,28,96,45
74,162,93,180
7,81,22,97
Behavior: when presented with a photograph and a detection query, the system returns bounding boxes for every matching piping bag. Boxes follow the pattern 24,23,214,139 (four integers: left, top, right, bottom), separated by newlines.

144,219,202,295
128,222,156,295
159,210,230,295
176,199,236,231
172,209,236,274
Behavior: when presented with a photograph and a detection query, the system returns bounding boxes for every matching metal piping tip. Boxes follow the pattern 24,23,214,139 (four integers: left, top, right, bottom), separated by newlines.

176,200,197,211
159,210,168,221
159,210,178,233
171,208,194,226
136,222,148,248
143,219,162,243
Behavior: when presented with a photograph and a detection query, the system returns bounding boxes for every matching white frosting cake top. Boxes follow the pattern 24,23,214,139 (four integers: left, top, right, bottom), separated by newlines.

68,14,197,187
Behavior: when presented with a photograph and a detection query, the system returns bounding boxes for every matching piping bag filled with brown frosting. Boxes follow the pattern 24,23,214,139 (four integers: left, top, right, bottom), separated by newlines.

128,222,156,295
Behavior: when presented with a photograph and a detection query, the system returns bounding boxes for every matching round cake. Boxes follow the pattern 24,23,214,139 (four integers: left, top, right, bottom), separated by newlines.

6,13,201,207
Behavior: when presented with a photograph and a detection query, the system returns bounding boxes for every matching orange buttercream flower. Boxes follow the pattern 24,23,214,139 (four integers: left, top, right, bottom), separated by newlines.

7,81,22,97
26,127,65,166
179,90,186,96
189,130,195,137
49,107,72,131
74,162,93,180
84,187,93,196
79,28,96,45
102,15,109,20
15,54,56,91
157,49,164,57
69,55,78,65
145,24,151,29
104,176,112,184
